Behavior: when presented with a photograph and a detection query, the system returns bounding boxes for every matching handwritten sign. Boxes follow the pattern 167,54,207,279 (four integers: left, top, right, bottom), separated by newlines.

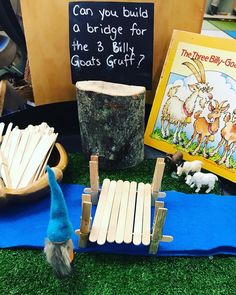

69,2,154,89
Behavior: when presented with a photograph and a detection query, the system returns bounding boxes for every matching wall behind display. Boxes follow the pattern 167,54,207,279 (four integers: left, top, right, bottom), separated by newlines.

21,0,206,105
205,0,235,13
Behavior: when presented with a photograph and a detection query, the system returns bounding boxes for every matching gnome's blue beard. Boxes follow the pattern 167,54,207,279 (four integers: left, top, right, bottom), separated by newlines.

44,239,73,277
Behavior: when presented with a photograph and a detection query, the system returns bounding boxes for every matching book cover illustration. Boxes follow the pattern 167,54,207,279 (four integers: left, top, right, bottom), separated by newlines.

144,31,236,182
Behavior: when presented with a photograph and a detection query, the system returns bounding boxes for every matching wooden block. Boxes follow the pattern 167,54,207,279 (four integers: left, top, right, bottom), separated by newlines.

123,181,137,244
89,160,99,204
142,183,152,246
149,207,167,255
97,180,117,245
115,181,130,244
133,182,145,246
107,180,123,243
89,179,110,242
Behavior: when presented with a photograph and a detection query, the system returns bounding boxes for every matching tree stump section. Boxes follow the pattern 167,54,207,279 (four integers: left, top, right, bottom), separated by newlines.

76,81,145,170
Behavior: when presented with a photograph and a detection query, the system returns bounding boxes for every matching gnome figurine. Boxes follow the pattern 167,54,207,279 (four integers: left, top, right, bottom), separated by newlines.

44,166,74,277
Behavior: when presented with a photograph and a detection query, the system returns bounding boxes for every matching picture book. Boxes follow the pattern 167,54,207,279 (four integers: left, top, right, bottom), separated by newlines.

144,30,236,182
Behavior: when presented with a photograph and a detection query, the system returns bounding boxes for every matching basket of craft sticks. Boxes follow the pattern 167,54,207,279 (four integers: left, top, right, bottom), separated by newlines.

0,122,68,204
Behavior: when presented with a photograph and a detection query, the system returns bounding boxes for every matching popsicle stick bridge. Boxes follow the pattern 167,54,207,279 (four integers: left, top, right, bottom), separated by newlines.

75,156,173,255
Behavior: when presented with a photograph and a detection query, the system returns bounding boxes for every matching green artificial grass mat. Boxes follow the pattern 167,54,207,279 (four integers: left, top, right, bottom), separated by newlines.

1,250,236,295
0,153,233,295
209,20,236,31
63,153,222,195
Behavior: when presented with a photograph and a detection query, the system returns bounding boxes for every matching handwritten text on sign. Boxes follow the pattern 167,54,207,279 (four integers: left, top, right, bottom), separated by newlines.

69,2,154,89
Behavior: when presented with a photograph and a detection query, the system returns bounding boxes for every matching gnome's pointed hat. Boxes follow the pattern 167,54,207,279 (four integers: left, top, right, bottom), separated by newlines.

46,166,73,243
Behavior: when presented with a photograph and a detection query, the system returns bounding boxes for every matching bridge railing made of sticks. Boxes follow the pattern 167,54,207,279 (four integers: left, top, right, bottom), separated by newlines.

75,156,173,255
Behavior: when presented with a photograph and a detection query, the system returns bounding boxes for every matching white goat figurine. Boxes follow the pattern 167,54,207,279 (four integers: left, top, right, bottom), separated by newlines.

176,160,203,177
185,172,218,193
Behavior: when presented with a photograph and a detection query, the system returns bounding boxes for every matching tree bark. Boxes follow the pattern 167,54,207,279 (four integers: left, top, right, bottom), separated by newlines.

76,81,145,170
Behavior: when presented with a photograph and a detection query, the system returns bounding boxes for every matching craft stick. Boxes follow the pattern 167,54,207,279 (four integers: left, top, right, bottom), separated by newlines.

39,122,48,134
4,127,19,161
79,201,92,248
154,201,164,221
123,181,137,244
82,194,91,206
115,181,130,244
23,126,39,155
48,127,55,135
0,177,6,197
0,149,11,188
80,201,92,233
89,159,99,204
158,192,166,198
14,131,42,188
142,183,152,246
91,155,98,162
10,130,30,188
89,179,110,242
161,235,173,242
0,122,5,143
7,128,22,169
34,133,57,181
33,148,51,182
97,180,117,245
133,182,145,246
107,180,123,243
149,207,167,255
151,158,165,205
75,200,92,248
1,122,13,151
18,133,57,188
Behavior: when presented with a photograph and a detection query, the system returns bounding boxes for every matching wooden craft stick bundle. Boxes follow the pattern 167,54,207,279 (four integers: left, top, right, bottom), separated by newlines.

0,122,58,189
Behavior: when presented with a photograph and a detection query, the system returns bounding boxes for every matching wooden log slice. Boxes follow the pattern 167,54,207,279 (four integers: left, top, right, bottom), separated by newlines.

76,81,145,170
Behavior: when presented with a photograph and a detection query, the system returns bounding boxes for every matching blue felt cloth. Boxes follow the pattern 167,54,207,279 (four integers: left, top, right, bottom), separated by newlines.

0,184,236,256
224,30,236,39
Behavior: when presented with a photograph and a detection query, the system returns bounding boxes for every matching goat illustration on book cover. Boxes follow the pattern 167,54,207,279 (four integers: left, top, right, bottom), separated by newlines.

145,31,236,182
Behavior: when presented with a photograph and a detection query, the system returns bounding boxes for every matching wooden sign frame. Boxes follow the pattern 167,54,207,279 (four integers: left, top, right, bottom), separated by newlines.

20,0,205,105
